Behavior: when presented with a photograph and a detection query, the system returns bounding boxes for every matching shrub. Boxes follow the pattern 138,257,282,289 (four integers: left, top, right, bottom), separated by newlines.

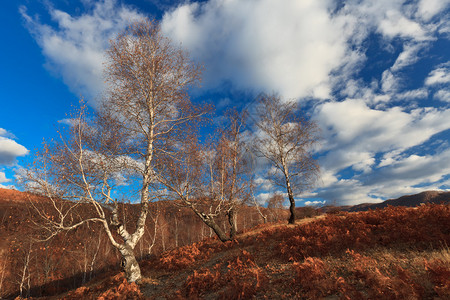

424,258,450,298
292,257,336,298
97,279,143,300
179,250,267,299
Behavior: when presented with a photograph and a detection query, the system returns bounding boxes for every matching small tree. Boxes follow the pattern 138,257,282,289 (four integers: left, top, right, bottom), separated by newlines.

213,110,250,238
158,110,250,242
23,19,205,282
252,94,320,224
267,193,284,221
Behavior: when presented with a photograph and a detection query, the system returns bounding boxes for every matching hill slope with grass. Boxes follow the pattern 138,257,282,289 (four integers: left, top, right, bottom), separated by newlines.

0,188,286,299
348,190,450,212
56,204,450,300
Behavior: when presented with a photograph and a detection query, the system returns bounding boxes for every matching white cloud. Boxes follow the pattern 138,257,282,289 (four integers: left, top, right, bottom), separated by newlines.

341,0,439,41
161,0,351,99
378,10,429,40
417,0,450,22
304,200,326,206
391,42,428,72
425,64,450,86
314,99,450,204
255,192,272,205
316,179,384,205
375,150,450,183
319,170,339,187
316,100,450,159
161,0,443,101
434,89,450,102
0,129,29,166
20,0,144,104
0,171,15,190
58,118,80,127
381,70,399,93
367,149,450,196
254,176,273,191
0,172,9,184
397,88,428,100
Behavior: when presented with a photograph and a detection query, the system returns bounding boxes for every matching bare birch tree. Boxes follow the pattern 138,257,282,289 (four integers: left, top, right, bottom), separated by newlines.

214,110,250,238
157,110,250,242
156,134,232,242
252,94,320,224
22,19,205,282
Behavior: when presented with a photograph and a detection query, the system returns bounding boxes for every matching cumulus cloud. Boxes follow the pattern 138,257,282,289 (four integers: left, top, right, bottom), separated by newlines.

161,0,446,102
378,10,429,40
161,0,351,99
374,150,450,184
342,0,436,41
434,89,450,102
0,171,14,189
365,149,450,197
397,88,428,100
425,64,450,86
254,176,274,191
417,0,450,22
0,172,9,184
304,200,326,206
0,129,29,166
315,179,384,205
20,0,144,103
314,98,450,204
316,100,450,158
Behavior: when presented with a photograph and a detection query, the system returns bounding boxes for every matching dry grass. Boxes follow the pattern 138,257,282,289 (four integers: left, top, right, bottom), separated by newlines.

7,204,450,299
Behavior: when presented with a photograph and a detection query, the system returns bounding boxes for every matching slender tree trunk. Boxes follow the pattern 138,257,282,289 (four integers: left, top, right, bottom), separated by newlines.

286,182,296,224
282,159,296,224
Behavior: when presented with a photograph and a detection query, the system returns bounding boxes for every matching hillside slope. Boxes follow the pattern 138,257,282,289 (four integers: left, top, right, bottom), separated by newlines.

347,190,450,212
57,204,450,300
0,188,286,299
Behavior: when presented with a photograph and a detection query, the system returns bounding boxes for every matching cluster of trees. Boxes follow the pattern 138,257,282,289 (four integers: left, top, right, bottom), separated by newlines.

0,197,285,298
22,19,319,282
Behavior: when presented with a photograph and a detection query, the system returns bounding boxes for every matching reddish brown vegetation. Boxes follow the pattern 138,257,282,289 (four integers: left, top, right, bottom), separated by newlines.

0,189,280,298
142,204,449,299
0,188,47,203
275,204,450,261
349,190,450,212
2,185,450,299
179,250,267,299
158,240,220,271
425,258,450,298
63,273,144,300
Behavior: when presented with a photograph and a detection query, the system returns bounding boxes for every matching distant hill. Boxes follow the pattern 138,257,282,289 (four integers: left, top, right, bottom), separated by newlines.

0,188,31,203
347,190,450,212
0,187,50,203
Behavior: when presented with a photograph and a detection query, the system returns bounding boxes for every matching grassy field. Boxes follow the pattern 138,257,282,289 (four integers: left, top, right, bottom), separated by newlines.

54,204,450,299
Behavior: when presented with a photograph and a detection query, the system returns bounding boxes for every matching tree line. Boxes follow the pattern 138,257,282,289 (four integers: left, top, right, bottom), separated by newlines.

22,19,320,282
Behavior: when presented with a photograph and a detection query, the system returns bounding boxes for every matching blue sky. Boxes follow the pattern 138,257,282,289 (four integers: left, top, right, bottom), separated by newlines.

1,0,449,206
